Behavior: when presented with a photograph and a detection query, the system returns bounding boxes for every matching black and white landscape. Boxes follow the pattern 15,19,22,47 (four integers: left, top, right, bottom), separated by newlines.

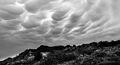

0,0,120,65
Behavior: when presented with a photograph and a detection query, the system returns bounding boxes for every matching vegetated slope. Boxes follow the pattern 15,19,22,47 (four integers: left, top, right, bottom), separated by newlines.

0,40,120,65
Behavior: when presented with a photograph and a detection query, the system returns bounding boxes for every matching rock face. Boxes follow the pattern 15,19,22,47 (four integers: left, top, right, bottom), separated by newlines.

1,40,120,65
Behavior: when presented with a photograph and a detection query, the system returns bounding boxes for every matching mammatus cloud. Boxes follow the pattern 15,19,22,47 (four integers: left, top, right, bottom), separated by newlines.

0,0,120,45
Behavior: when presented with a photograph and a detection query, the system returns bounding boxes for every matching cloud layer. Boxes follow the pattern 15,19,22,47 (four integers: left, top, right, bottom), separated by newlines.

0,0,120,45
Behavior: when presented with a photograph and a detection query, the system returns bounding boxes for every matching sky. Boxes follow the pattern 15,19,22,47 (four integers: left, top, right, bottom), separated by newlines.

0,0,120,60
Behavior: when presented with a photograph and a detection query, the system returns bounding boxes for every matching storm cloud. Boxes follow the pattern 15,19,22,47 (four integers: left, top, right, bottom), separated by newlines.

0,0,119,45
0,0,120,60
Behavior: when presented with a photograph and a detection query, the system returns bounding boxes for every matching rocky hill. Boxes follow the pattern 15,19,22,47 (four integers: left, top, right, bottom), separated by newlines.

0,40,120,65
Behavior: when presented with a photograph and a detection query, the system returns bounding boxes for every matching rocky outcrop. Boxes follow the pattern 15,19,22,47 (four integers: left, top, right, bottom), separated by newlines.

0,40,120,65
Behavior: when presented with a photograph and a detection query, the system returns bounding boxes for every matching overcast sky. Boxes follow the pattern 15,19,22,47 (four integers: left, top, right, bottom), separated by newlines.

0,0,120,60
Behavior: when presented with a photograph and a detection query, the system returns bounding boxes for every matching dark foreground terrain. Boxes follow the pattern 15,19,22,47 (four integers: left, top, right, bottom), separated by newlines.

0,40,120,65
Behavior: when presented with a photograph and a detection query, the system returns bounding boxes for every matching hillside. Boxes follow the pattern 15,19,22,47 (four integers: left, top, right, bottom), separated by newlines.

0,40,120,65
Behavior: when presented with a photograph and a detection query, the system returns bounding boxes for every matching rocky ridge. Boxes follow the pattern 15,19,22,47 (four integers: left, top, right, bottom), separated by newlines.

0,40,120,65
